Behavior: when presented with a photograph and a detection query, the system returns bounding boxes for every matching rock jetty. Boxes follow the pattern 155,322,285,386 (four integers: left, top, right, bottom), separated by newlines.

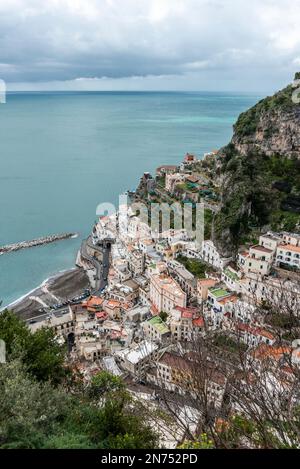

0,233,78,255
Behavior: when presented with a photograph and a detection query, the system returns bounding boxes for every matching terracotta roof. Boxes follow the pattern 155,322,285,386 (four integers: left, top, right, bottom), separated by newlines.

251,244,274,253
198,278,217,287
251,344,291,361
279,243,300,253
175,305,199,318
159,352,192,372
218,294,238,305
104,299,121,309
236,323,274,340
96,311,108,319
86,296,104,308
239,251,249,257
192,317,204,327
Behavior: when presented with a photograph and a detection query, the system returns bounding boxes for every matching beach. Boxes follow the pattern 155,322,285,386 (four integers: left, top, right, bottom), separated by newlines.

5,267,90,320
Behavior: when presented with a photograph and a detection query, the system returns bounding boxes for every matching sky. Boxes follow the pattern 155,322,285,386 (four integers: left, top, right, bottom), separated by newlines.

1,0,300,92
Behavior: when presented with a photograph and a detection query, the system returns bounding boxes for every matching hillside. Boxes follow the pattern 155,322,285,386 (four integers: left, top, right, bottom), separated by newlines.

213,73,300,256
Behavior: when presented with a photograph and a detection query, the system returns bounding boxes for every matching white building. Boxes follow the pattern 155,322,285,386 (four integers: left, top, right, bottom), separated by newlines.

238,244,275,276
276,243,300,270
201,240,232,270
115,340,159,377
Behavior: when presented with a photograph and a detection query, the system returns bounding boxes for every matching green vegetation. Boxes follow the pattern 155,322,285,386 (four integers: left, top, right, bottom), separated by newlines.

213,333,248,354
179,434,214,449
215,79,300,252
0,310,67,384
159,311,168,322
219,414,300,449
204,208,213,239
265,312,300,330
209,288,230,299
0,311,159,449
177,255,210,278
234,84,296,138
148,315,169,334
215,150,300,253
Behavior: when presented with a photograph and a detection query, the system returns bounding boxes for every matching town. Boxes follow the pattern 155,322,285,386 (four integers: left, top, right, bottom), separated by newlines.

28,151,300,448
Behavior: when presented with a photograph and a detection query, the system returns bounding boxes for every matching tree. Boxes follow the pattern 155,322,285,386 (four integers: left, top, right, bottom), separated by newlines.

155,278,300,448
0,309,30,356
24,327,67,384
0,360,159,449
0,310,67,384
159,311,168,322
88,370,124,398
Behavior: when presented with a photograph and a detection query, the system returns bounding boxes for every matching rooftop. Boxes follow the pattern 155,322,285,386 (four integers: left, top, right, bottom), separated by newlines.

148,316,169,334
224,268,239,282
117,340,158,364
152,274,186,298
192,317,204,327
251,244,274,254
209,287,231,299
278,243,300,253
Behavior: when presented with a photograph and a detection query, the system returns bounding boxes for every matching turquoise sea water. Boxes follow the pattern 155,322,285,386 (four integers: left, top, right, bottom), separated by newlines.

0,91,261,306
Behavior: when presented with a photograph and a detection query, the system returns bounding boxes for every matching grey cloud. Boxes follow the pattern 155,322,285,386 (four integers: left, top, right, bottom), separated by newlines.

0,0,299,89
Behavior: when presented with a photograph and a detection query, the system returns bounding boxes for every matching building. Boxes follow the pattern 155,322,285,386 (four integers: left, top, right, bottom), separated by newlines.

221,264,242,292
147,351,226,408
115,340,159,377
243,271,300,305
29,310,75,339
79,340,107,361
276,243,300,270
183,153,197,165
103,299,122,320
139,172,156,193
125,304,150,323
167,260,197,298
142,316,170,343
165,173,186,194
236,323,276,347
197,278,218,302
150,274,187,315
128,248,145,275
156,165,178,177
281,232,300,247
259,232,282,251
169,306,204,342
107,279,139,304
207,287,236,313
206,287,238,328
201,240,232,270
238,244,275,276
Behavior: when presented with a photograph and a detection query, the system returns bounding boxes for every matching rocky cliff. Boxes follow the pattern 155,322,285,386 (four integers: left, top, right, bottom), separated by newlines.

232,77,300,159
213,74,300,257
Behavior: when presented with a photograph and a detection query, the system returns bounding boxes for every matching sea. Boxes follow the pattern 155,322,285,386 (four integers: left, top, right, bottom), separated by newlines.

0,91,261,307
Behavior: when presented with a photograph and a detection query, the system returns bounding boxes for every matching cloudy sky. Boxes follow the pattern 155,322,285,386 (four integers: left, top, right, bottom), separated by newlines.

1,0,300,91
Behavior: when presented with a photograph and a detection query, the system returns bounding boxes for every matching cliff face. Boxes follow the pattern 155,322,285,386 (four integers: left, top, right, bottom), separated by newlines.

232,86,300,159
213,74,300,257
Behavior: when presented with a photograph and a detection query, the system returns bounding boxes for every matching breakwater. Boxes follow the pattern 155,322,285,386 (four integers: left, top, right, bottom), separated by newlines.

0,233,78,255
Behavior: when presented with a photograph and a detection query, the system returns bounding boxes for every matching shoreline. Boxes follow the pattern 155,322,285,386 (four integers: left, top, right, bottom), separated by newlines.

1,266,90,320
1,268,76,311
